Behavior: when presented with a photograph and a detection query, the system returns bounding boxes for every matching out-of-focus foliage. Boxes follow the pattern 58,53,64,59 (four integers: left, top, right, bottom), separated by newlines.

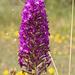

46,0,72,6
45,0,72,16
0,0,74,26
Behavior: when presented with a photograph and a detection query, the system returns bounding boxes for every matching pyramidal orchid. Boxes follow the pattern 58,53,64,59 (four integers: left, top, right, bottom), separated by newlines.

18,0,51,75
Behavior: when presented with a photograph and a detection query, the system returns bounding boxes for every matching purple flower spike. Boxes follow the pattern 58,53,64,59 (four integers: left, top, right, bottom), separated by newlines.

18,0,51,75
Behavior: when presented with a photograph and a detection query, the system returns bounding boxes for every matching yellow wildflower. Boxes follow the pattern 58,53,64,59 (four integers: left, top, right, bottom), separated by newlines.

61,36,65,40
55,34,60,39
14,31,19,37
49,35,54,39
73,37,75,41
54,34,61,43
53,48,57,52
66,34,70,38
57,39,62,44
58,51,62,55
48,68,54,74
54,38,58,42
17,49,19,51
3,70,9,75
16,71,27,75
4,36,10,39
10,28,14,32
0,31,4,36
64,51,68,55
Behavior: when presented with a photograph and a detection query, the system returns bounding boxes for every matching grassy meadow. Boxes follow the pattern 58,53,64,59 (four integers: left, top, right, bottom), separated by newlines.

0,0,75,75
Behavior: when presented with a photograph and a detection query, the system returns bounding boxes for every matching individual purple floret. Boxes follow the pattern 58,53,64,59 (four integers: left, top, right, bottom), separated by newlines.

18,0,51,75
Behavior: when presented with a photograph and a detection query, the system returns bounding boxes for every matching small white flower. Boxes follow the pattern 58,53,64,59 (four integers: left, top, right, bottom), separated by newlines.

6,33,9,36
12,8,14,11
14,39,17,42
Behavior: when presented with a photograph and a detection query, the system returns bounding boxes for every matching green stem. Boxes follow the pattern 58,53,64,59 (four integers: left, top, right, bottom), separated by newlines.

34,62,38,75
35,66,38,75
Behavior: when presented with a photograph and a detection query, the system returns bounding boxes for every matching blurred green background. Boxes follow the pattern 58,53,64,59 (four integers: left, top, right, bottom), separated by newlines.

0,0,75,75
